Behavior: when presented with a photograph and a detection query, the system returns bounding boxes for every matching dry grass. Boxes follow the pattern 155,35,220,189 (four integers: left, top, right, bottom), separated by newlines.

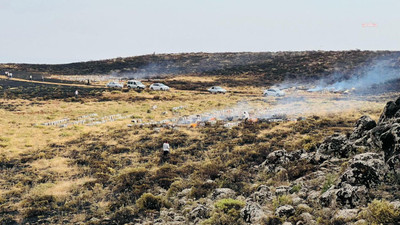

0,75,397,224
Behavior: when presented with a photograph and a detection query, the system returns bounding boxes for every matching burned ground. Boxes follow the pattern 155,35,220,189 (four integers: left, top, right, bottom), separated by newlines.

1,50,400,224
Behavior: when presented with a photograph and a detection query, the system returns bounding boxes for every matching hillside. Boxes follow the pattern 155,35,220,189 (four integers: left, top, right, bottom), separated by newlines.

1,51,400,224
1,51,400,79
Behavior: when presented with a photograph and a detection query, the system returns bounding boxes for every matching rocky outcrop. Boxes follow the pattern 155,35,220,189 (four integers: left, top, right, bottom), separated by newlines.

314,134,353,162
189,205,209,221
349,116,376,141
378,98,400,124
249,185,272,204
339,153,387,188
275,205,295,217
241,201,263,223
211,188,236,200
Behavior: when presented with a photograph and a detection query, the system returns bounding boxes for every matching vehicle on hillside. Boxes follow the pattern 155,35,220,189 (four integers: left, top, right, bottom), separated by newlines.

127,80,146,89
208,86,227,94
106,81,123,88
263,88,285,97
150,83,170,91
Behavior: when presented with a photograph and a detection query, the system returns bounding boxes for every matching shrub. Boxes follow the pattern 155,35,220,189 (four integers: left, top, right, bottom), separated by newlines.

259,216,283,225
203,198,245,225
111,206,137,224
136,193,171,212
359,199,400,224
152,163,178,189
113,167,148,199
22,195,58,219
272,195,293,210
189,180,217,199
321,173,336,193
290,184,301,194
287,160,315,180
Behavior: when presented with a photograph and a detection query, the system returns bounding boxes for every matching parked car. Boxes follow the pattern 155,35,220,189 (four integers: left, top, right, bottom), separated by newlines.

106,81,123,88
208,86,227,94
150,83,170,91
263,88,285,97
127,80,146,89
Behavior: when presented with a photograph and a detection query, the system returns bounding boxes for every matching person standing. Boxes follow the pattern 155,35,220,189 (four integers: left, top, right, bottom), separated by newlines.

243,111,250,122
75,90,79,97
163,141,170,156
29,75,32,81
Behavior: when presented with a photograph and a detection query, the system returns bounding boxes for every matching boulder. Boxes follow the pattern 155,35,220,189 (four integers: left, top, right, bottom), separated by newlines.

275,205,295,218
298,212,315,225
250,185,272,204
349,116,376,141
378,97,400,124
211,188,236,200
262,150,290,171
320,188,338,208
379,124,400,161
315,134,350,161
240,201,263,223
332,209,359,222
189,205,209,221
275,186,290,196
339,153,387,188
335,183,368,208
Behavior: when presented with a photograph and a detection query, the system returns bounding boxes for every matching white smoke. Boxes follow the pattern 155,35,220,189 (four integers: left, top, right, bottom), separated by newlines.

307,60,400,92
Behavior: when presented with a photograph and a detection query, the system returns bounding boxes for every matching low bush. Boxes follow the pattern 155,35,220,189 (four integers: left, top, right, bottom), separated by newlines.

203,198,245,225
189,180,217,199
359,199,400,224
272,195,293,210
321,173,336,193
136,193,171,212
22,195,58,219
111,206,137,224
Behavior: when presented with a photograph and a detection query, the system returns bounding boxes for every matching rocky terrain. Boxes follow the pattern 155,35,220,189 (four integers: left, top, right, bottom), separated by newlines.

1,51,400,224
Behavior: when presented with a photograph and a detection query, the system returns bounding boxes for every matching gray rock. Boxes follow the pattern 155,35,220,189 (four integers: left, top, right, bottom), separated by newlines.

306,190,320,203
332,209,359,222
240,201,263,223
262,149,290,172
390,200,400,210
275,205,295,217
380,124,400,161
339,153,387,188
189,205,209,220
336,183,368,208
211,188,236,200
275,186,290,196
350,116,376,141
299,212,315,225
250,185,272,204
316,134,350,160
320,188,338,208
378,97,400,124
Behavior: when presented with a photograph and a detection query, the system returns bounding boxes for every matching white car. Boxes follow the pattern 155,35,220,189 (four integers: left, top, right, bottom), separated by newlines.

106,81,123,88
263,88,285,97
208,86,227,94
150,83,170,91
127,80,146,89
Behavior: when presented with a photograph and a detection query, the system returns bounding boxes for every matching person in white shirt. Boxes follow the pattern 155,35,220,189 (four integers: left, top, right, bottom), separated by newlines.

243,111,250,122
163,141,170,156
75,90,79,97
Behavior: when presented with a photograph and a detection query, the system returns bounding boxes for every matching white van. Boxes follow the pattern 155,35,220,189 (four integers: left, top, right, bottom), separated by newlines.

127,80,146,89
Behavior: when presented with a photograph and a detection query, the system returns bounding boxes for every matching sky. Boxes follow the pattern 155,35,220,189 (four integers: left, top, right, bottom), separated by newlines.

0,0,399,64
